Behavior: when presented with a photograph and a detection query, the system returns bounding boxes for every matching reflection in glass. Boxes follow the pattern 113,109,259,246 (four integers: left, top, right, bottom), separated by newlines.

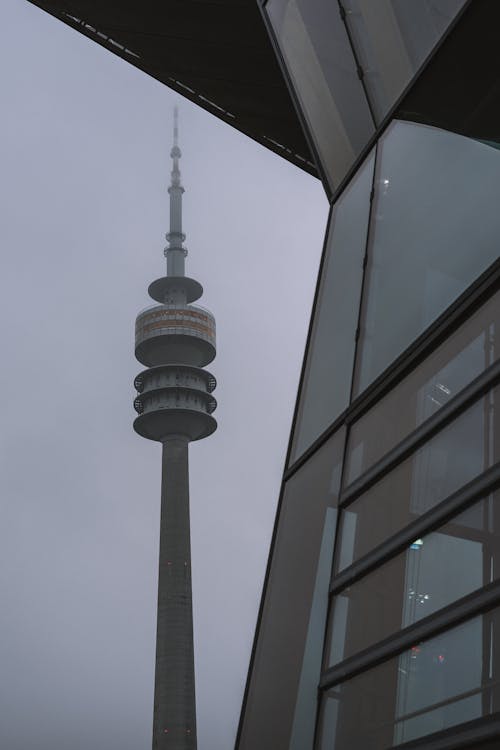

237,430,345,750
318,613,492,749
354,121,500,395
342,0,466,121
266,0,374,191
327,493,498,666
290,152,374,463
336,383,500,572
346,289,500,484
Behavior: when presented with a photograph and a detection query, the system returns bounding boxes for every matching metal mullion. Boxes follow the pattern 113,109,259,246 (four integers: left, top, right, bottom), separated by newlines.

310,144,381,748
340,356,500,509
320,578,500,691
325,143,379,575
311,138,378,737
389,682,496,727
337,0,378,126
343,139,380,421
330,462,500,597
389,711,500,750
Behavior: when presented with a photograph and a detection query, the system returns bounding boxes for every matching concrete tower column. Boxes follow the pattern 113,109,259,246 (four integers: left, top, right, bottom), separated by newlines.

153,437,197,749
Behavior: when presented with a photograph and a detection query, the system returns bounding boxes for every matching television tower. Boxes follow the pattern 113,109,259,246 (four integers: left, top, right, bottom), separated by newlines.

133,108,217,750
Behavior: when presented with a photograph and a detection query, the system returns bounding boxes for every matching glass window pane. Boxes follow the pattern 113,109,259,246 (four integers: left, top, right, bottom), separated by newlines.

237,430,344,750
342,0,467,122
266,0,374,191
346,288,500,485
290,152,374,463
326,492,499,667
317,611,498,749
336,384,500,573
354,121,500,395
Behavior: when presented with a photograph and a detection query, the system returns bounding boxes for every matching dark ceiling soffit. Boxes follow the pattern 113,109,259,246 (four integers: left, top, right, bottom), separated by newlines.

397,0,500,144
26,0,318,177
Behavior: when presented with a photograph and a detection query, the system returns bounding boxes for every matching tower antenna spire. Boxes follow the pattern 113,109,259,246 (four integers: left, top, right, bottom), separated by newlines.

165,105,186,278
173,104,179,148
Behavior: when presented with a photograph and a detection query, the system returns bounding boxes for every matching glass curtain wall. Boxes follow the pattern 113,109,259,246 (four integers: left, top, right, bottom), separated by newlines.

237,431,345,750
265,0,374,191
354,121,500,395
289,120,500,467
238,5,500,750
318,610,500,749
264,0,467,189
346,288,500,485
328,490,500,666
290,151,374,462
341,0,467,122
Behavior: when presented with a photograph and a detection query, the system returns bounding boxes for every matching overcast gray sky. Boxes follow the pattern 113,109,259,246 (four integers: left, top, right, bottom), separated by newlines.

1,2,328,748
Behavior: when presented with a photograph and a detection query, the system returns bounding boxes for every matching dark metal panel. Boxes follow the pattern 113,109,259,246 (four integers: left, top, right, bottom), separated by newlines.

398,0,500,144
26,0,318,174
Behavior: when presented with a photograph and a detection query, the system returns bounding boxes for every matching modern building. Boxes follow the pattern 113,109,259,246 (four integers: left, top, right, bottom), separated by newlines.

29,1,500,748
133,110,217,750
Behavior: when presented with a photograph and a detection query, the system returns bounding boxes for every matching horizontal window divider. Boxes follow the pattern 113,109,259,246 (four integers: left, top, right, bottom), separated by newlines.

320,578,500,691
390,710,500,750
340,355,500,508
284,256,500,485
330,461,500,596
391,681,498,728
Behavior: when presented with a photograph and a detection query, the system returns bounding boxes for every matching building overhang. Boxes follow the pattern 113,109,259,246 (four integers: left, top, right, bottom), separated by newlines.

27,0,317,176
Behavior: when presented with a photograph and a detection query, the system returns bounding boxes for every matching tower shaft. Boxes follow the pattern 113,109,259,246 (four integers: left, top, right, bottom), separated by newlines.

153,437,197,750
134,110,217,750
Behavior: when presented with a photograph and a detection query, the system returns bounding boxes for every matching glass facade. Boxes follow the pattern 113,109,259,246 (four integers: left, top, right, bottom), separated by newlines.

346,288,500,485
318,612,497,749
239,4,500,750
341,0,467,122
327,492,500,666
290,151,374,461
336,384,499,572
265,0,466,191
266,0,374,191
354,120,500,395
237,430,344,750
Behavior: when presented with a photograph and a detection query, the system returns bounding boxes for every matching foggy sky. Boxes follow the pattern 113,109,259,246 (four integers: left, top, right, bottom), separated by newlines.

0,2,328,748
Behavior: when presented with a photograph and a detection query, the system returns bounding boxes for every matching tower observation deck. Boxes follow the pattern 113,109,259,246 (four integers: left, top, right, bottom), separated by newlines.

133,109,217,750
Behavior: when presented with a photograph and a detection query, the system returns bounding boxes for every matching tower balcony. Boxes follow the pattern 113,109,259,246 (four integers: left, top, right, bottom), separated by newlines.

135,303,216,368
133,383,217,442
134,364,216,395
